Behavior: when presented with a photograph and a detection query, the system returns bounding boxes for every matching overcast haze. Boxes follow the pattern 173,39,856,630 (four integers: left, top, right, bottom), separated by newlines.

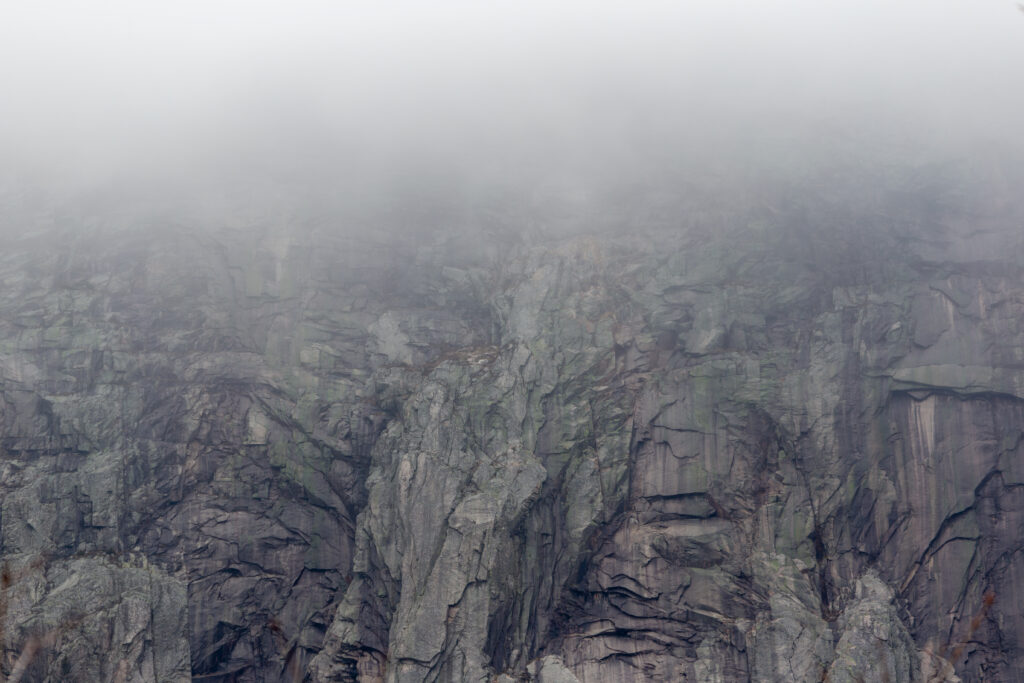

2,1,1024,216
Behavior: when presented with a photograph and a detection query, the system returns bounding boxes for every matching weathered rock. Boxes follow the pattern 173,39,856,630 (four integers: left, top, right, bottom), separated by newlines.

2,149,1024,681
826,573,919,683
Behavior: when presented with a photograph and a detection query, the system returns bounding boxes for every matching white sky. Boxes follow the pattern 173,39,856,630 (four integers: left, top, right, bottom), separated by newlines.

2,1,1023,192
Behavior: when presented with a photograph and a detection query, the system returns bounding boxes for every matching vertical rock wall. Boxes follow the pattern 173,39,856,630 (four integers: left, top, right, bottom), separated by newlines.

2,157,1024,681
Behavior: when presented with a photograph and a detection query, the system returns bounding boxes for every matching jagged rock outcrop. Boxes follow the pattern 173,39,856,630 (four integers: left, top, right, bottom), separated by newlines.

2,149,1024,681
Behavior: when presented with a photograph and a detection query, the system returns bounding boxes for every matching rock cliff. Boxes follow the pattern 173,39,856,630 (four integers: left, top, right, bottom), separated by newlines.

2,148,1024,681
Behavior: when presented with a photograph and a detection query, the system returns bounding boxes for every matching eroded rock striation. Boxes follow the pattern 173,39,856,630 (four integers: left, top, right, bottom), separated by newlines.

2,152,1024,681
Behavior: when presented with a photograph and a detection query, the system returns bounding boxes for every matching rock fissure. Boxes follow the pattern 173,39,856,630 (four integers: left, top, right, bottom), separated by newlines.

5,159,1024,680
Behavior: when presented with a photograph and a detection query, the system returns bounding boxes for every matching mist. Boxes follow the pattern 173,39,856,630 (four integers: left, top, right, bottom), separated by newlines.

2,1,1024,232
4,8,1024,681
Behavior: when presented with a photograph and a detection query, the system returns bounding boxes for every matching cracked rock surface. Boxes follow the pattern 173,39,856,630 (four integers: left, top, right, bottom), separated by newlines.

2,150,1024,681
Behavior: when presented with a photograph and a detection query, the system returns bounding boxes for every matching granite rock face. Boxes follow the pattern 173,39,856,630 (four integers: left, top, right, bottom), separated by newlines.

2,153,1024,681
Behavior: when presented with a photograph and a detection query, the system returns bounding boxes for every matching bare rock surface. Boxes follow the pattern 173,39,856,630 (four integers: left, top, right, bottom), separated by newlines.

2,151,1024,681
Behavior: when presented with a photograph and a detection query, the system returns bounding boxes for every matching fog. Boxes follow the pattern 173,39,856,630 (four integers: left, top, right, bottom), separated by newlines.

2,1,1024,228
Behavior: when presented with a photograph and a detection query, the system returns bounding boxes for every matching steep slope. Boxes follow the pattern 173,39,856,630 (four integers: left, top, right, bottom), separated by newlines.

1,150,1024,681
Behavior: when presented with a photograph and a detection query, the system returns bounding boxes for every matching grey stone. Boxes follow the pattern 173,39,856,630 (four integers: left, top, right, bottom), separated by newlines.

3,151,1024,681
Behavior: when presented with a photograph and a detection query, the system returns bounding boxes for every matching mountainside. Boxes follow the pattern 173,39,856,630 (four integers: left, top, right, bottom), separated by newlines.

2,150,1024,682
